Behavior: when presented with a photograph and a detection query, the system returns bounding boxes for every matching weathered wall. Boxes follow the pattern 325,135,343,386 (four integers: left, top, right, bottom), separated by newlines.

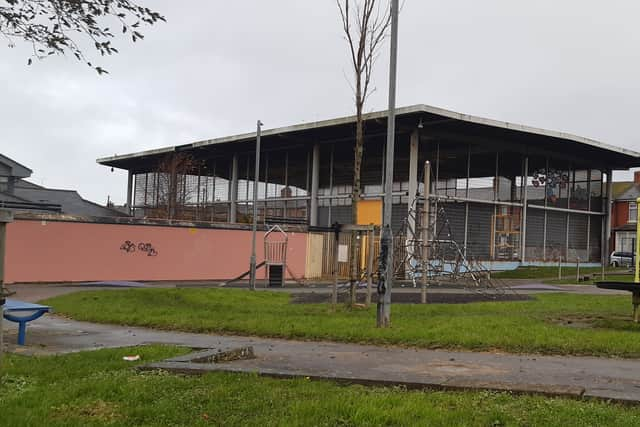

5,219,307,284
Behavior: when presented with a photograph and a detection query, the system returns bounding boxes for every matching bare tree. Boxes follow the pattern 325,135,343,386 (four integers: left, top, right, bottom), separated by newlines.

337,0,391,306
150,153,199,220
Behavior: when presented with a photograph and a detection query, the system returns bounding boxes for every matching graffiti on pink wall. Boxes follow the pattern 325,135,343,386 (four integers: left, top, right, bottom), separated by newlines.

5,220,307,284
120,241,158,256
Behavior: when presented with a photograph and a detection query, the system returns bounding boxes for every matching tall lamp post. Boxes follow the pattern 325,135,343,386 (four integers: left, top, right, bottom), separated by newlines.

377,0,399,328
249,120,263,291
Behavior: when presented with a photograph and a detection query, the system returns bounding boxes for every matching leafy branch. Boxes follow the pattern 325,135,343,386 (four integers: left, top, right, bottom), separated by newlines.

0,0,165,74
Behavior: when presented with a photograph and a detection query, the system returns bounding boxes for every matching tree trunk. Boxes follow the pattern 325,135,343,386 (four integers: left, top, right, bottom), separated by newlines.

349,100,364,306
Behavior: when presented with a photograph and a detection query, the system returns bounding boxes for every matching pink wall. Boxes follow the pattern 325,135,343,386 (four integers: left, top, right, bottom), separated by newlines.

5,220,307,284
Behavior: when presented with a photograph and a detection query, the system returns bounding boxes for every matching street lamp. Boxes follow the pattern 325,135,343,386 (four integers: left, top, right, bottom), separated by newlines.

377,0,399,328
249,120,263,291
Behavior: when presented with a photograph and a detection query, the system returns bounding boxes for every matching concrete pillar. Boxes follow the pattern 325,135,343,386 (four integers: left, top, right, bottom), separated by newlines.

463,146,471,257
230,154,239,223
520,157,529,263
126,171,134,216
407,130,419,232
407,130,419,266
310,143,320,226
422,161,431,304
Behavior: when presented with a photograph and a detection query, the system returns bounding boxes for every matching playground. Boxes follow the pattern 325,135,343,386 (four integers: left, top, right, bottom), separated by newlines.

2,206,640,424
2,111,640,424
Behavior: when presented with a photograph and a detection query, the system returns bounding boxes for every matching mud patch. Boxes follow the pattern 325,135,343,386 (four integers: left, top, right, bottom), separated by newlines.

550,314,640,331
52,400,121,422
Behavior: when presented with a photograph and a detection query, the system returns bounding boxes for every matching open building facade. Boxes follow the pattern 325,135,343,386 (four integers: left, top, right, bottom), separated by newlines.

99,105,640,268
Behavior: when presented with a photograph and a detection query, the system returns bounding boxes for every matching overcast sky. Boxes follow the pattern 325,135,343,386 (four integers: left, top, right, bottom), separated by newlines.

2,1,640,204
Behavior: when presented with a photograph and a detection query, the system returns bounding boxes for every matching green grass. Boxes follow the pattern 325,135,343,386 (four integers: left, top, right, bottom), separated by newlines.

493,266,626,279
44,289,640,358
3,346,640,426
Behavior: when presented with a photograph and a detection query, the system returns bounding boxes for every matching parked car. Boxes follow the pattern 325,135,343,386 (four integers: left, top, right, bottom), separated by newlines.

610,251,635,267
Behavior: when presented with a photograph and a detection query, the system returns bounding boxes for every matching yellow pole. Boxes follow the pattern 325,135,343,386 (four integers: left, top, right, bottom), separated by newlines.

636,197,640,284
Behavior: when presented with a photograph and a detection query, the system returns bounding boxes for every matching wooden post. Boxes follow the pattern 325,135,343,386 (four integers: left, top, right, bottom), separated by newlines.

350,232,358,307
558,256,562,280
366,228,375,306
332,231,339,310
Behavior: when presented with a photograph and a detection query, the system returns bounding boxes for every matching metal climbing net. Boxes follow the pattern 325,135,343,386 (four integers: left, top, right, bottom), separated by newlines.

394,197,515,296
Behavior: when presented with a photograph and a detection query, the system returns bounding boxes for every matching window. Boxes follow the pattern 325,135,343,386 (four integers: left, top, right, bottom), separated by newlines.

630,202,638,224
615,231,636,253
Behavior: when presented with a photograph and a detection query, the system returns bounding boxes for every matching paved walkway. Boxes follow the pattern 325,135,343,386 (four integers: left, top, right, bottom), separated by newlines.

2,282,638,403
5,280,628,302
3,313,640,403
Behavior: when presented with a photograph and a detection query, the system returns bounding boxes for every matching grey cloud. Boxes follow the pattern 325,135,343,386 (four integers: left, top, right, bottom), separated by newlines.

2,0,639,204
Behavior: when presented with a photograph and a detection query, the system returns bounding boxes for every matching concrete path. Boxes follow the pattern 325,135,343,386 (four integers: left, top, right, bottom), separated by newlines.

5,281,629,302
2,282,637,403
3,314,640,403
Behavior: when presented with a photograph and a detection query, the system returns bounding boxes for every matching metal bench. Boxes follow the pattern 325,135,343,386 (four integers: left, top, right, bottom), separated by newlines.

2,299,51,345
595,282,640,322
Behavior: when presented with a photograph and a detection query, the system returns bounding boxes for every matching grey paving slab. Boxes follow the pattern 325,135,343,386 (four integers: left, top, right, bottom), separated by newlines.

145,341,640,403
4,314,640,403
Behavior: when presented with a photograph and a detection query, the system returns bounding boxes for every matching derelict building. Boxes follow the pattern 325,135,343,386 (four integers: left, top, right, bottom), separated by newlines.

98,105,640,267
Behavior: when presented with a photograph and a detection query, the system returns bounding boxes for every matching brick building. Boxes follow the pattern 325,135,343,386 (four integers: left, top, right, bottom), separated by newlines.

610,171,640,254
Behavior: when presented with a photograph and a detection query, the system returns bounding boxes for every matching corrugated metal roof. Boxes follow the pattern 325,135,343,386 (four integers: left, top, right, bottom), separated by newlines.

97,104,640,166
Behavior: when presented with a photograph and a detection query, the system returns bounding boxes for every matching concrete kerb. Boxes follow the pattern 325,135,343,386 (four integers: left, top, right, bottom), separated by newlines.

161,347,255,364
141,352,589,402
139,346,640,406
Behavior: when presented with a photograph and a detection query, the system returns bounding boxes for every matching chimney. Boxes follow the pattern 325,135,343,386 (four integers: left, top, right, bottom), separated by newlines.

635,171,640,185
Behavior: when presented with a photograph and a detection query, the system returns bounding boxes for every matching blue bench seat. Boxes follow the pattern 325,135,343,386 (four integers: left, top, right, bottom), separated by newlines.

3,299,51,345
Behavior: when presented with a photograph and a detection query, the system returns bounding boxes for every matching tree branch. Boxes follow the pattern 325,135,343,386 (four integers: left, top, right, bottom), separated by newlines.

0,0,165,74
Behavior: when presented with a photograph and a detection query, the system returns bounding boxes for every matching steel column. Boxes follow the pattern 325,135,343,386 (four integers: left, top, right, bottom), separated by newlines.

422,161,431,304
310,143,320,226
378,0,399,328
463,146,470,258
520,157,529,263
605,170,613,261
328,145,334,225
407,130,419,267
230,153,239,223
249,121,263,291
126,170,134,216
